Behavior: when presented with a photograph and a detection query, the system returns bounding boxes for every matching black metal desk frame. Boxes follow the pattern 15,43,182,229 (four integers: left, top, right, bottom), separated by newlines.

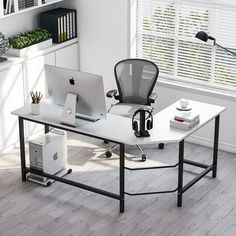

18,115,220,212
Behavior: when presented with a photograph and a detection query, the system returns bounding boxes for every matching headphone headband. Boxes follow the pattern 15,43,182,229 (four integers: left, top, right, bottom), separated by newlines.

132,108,153,124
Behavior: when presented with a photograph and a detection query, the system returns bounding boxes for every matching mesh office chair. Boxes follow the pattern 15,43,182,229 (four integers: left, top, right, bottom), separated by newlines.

105,58,163,161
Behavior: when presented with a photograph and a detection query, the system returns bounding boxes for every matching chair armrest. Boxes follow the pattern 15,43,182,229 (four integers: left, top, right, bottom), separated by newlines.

148,93,157,104
106,89,119,100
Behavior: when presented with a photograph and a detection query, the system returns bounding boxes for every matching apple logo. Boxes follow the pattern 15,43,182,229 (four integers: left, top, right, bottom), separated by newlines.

69,77,75,85
53,152,58,160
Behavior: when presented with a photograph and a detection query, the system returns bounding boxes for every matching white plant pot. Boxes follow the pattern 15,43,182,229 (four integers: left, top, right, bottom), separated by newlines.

31,103,40,115
6,39,52,57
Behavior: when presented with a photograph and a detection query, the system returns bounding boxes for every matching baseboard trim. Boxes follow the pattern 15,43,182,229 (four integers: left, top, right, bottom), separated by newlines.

186,135,236,154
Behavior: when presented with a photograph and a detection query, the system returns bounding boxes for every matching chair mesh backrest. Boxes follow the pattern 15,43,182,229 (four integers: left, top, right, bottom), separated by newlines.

114,59,159,105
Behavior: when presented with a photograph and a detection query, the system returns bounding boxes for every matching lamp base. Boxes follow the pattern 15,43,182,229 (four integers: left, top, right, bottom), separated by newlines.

0,57,7,63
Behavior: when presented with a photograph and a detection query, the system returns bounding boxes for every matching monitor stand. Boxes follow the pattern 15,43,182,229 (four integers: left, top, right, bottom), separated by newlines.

61,93,79,127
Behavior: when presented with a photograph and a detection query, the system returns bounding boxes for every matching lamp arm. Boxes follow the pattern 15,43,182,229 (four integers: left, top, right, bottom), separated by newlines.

215,43,236,57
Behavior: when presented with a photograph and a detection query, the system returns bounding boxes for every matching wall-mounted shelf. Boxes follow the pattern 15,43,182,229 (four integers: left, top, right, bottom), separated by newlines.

0,0,63,19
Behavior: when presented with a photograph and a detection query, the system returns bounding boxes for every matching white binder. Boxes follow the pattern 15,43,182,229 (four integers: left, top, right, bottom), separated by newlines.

0,0,3,16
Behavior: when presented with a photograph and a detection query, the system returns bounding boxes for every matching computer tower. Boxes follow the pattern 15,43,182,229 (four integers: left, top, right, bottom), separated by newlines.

28,129,68,185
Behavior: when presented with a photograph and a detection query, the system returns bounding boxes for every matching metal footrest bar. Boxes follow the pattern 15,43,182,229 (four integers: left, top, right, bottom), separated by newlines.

124,163,178,171
25,167,120,200
184,159,209,169
125,188,178,196
182,165,213,193
137,145,143,152
110,144,118,150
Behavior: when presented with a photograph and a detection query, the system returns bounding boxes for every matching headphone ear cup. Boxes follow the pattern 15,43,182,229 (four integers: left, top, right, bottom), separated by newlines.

147,119,153,130
133,120,138,131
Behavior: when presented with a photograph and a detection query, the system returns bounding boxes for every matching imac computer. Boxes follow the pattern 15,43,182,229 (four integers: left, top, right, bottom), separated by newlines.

45,65,107,126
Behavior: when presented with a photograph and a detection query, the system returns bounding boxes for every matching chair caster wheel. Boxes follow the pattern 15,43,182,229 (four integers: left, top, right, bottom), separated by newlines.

159,143,164,149
105,151,112,158
104,140,109,144
141,154,146,162
67,169,72,174
46,181,51,187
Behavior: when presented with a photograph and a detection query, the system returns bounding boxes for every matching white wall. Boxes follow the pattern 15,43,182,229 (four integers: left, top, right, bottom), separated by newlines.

60,0,129,107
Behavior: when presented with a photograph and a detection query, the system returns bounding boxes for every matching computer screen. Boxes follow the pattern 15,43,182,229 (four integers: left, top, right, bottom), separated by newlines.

45,65,107,121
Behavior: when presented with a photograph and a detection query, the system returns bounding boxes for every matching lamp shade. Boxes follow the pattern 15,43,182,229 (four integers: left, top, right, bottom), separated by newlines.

196,31,209,42
196,31,216,43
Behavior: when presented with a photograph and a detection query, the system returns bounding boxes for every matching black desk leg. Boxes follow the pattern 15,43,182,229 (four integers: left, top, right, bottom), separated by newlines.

45,125,50,134
177,139,184,207
212,115,220,178
18,117,26,181
120,143,125,213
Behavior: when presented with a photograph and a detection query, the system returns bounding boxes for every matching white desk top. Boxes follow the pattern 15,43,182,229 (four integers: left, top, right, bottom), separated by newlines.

12,100,225,145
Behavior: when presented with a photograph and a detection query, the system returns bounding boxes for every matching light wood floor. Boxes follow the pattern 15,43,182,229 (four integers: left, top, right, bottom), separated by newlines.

0,133,236,236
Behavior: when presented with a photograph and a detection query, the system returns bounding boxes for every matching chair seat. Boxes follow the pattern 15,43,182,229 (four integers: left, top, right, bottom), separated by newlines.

109,103,152,118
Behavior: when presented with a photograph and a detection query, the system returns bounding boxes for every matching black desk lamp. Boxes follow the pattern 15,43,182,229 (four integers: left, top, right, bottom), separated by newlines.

196,31,236,57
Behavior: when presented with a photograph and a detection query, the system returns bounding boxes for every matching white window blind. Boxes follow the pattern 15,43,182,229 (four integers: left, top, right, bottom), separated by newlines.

134,0,236,90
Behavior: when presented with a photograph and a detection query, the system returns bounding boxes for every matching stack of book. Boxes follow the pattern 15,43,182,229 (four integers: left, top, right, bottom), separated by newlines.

2,0,19,15
170,112,200,130
1,0,34,15
40,8,77,43
18,0,34,10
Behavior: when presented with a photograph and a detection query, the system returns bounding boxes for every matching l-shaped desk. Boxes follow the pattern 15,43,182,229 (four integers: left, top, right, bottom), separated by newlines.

12,100,225,213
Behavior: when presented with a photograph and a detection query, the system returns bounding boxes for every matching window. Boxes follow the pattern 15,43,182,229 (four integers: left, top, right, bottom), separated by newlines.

131,0,236,90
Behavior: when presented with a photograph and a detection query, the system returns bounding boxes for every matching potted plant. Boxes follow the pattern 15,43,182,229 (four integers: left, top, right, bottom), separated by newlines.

7,28,52,57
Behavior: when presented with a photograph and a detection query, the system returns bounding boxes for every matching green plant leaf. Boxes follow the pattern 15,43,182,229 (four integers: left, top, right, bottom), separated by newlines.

8,28,51,49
